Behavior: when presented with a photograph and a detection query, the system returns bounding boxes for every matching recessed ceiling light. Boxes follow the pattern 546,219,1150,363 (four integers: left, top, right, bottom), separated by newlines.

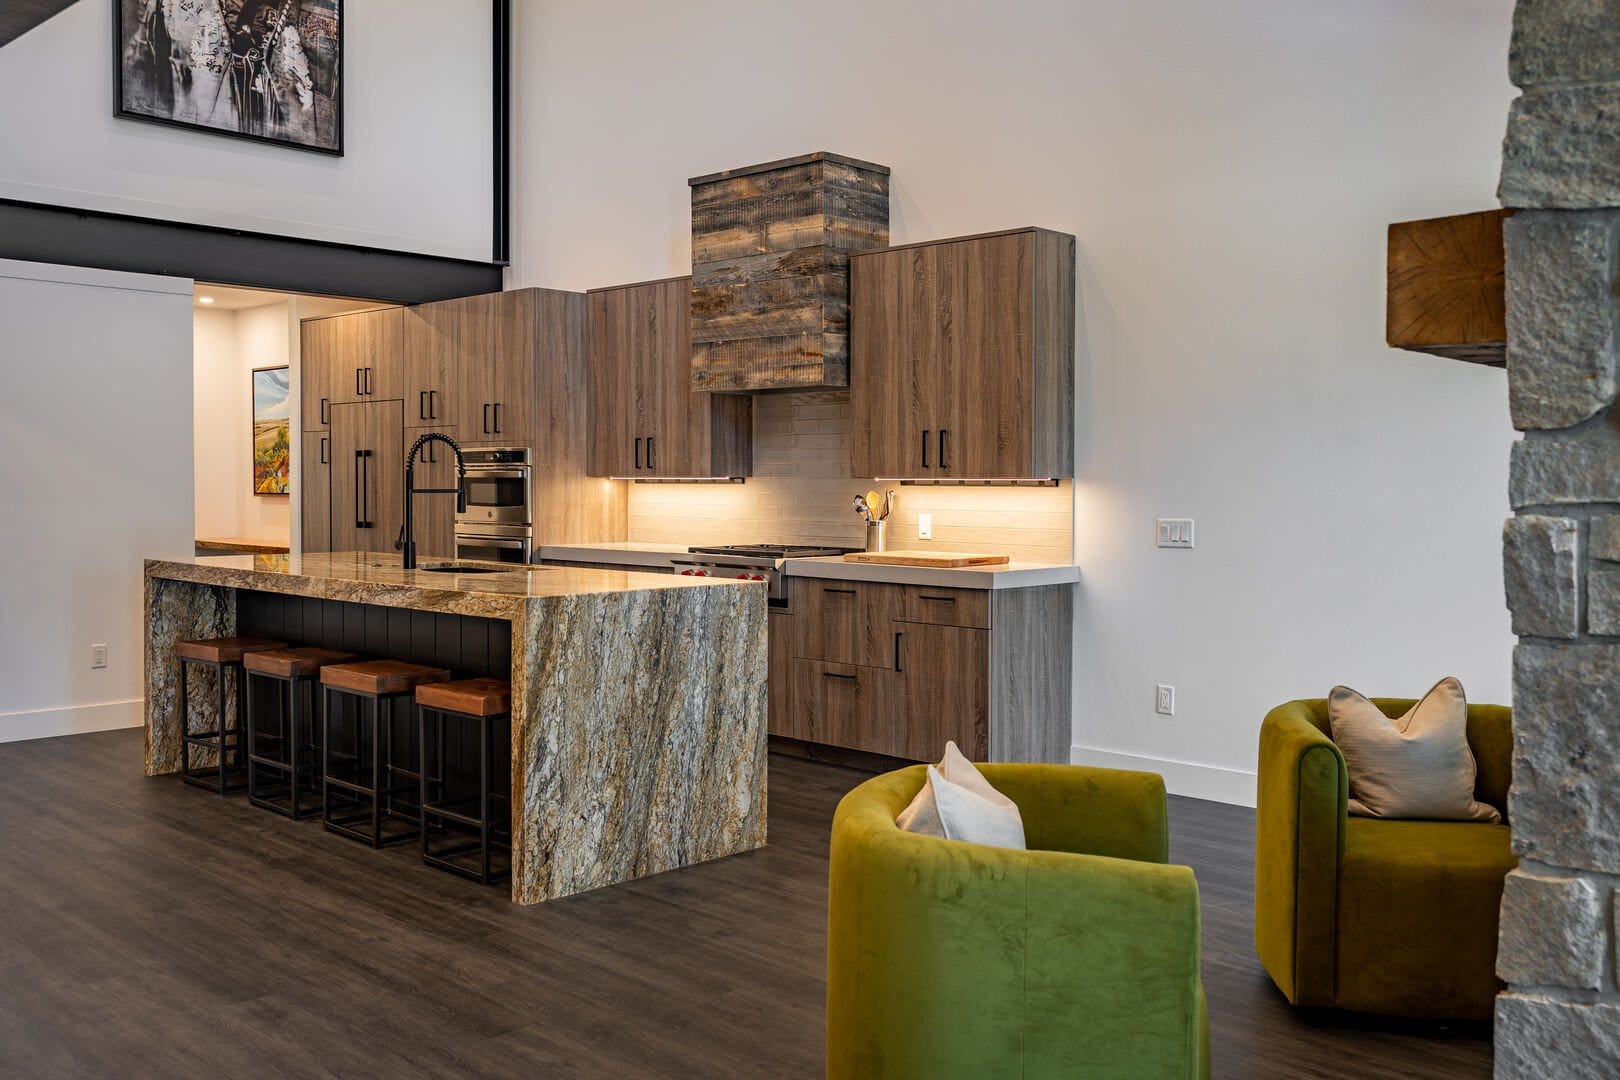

198,296,215,304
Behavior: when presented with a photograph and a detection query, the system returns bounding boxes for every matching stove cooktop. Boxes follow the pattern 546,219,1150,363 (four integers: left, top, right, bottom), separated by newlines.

687,544,855,560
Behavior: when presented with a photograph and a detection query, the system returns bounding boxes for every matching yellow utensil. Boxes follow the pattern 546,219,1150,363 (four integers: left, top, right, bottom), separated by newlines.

866,489,882,520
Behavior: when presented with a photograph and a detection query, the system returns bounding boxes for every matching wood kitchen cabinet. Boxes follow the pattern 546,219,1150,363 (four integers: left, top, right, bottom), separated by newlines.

302,307,404,425
781,576,1071,763
408,427,460,558
300,430,331,553
849,227,1075,480
328,401,404,554
587,276,752,478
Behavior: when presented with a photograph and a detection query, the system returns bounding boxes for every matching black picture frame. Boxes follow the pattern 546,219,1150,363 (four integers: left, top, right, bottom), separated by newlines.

113,0,345,157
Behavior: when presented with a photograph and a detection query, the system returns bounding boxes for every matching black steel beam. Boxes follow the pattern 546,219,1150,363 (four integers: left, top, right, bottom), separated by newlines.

0,198,504,304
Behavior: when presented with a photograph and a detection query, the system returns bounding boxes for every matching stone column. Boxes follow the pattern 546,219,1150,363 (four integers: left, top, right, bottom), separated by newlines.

1496,2,1620,1074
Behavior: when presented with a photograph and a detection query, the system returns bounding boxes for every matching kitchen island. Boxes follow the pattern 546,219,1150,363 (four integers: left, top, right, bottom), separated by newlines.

144,552,767,904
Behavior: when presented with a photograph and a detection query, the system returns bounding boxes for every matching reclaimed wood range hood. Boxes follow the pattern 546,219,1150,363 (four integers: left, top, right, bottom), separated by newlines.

1386,208,1511,367
688,152,891,392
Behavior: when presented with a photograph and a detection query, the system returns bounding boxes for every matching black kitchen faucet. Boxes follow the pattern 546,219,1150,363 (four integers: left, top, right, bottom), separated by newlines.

398,432,467,570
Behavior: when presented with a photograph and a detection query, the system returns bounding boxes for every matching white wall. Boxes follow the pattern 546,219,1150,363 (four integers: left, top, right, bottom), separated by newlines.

511,0,1519,803
0,260,193,743
0,0,493,261
194,303,293,542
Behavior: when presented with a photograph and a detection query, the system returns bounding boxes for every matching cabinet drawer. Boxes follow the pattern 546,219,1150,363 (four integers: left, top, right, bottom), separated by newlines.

789,659,900,755
901,586,990,629
795,580,906,667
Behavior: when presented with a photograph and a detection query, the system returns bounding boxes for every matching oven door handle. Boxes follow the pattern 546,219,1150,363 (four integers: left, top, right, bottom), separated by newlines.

457,537,528,551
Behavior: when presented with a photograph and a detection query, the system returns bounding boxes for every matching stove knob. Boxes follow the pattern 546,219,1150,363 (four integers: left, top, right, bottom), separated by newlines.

680,569,693,576
737,572,750,580
752,574,766,581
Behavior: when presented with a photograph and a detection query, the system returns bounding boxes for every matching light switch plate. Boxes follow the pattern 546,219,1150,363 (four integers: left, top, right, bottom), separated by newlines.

1156,518,1195,549
918,513,933,540
1156,684,1175,715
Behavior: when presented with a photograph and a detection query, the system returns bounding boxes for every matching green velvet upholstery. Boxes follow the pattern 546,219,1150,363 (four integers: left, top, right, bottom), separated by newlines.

828,763,1209,1079
1254,698,1516,1020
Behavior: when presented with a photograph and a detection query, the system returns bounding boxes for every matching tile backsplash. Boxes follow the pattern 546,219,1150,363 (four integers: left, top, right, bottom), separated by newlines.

627,391,1075,564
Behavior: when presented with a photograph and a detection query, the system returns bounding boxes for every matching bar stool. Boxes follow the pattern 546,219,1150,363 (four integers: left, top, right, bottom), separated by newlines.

243,647,356,819
417,678,512,885
320,659,449,848
175,636,286,794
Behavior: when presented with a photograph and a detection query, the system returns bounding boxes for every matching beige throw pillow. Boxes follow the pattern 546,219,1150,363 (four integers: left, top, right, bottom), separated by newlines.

1327,678,1500,823
896,741,1026,849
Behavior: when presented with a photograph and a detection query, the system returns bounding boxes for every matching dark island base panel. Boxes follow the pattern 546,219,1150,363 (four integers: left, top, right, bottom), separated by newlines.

234,588,513,811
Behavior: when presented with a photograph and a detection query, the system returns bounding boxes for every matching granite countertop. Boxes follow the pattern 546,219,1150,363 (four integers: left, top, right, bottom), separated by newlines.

147,550,755,619
194,537,292,555
785,556,1079,590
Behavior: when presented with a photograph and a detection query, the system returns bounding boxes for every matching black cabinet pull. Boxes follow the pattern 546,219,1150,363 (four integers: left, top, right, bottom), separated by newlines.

894,631,903,672
365,367,373,395
939,428,950,469
823,671,856,681
647,436,655,471
493,402,502,433
918,594,956,603
634,437,642,469
419,390,428,420
483,403,491,434
822,587,856,595
353,449,375,529
430,389,439,419
922,429,930,468
320,397,329,425
356,367,363,396
320,436,328,465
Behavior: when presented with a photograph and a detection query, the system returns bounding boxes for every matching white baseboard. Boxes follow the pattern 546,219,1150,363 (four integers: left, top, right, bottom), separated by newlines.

1069,745,1256,807
0,699,144,744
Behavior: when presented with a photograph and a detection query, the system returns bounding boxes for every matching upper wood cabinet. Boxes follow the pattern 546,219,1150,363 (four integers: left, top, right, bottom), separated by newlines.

300,307,403,428
587,276,752,478
300,430,331,553
849,227,1075,480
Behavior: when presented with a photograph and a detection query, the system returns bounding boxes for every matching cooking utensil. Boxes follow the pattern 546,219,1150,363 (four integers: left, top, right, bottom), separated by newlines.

885,490,897,520
865,490,881,520
853,494,872,522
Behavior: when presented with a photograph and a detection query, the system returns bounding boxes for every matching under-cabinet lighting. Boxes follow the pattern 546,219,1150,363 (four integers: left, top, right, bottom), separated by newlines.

610,476,747,484
198,296,215,304
875,478,1061,487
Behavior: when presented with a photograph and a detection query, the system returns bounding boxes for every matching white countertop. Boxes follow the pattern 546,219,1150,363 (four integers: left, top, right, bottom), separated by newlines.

785,556,1079,590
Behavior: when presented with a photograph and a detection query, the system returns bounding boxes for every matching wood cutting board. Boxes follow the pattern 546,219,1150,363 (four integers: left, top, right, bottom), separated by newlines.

843,550,1011,568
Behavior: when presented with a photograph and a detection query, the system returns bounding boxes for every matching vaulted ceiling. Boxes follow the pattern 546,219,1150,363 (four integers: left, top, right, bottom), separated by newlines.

0,0,78,50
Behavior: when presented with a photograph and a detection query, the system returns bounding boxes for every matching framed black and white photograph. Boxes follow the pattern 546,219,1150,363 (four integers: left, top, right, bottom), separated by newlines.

115,1,343,155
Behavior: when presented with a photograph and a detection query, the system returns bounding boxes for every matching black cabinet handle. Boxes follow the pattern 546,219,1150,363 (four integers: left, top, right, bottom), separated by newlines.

823,671,856,681
430,389,438,419
918,594,956,603
922,429,931,468
320,436,328,465
895,631,904,672
365,367,373,396
320,397,329,425
356,367,363,396
939,428,950,469
419,390,428,420
647,436,655,471
483,403,491,434
493,402,502,433
634,437,642,469
353,450,370,528
822,587,856,595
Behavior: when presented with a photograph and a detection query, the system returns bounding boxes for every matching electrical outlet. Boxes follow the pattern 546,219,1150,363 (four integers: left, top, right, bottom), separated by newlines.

1156,684,1175,715
91,643,108,670
918,513,933,540
1156,518,1195,549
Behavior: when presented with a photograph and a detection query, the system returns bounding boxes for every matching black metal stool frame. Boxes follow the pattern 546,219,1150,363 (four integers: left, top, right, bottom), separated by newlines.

178,655,249,795
321,684,423,848
244,666,324,820
419,704,511,885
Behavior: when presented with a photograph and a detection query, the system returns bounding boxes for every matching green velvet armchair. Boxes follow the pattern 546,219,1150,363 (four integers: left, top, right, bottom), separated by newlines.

1254,698,1516,1020
827,763,1209,1080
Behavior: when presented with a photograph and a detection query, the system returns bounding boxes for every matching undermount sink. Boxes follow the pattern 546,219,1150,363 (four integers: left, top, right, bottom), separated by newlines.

417,564,508,575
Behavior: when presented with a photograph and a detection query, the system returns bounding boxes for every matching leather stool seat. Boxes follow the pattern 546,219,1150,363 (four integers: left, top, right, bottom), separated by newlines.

417,677,512,717
321,660,449,696
176,636,286,664
245,647,357,679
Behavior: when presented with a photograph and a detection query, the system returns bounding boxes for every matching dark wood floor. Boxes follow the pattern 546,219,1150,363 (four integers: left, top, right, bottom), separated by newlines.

0,730,1491,1078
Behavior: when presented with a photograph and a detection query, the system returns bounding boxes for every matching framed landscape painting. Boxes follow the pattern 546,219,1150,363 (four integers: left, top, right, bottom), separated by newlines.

115,0,343,155
252,366,291,496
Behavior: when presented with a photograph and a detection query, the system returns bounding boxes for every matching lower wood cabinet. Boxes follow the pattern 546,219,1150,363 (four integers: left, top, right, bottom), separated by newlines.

329,401,403,554
775,577,1071,763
